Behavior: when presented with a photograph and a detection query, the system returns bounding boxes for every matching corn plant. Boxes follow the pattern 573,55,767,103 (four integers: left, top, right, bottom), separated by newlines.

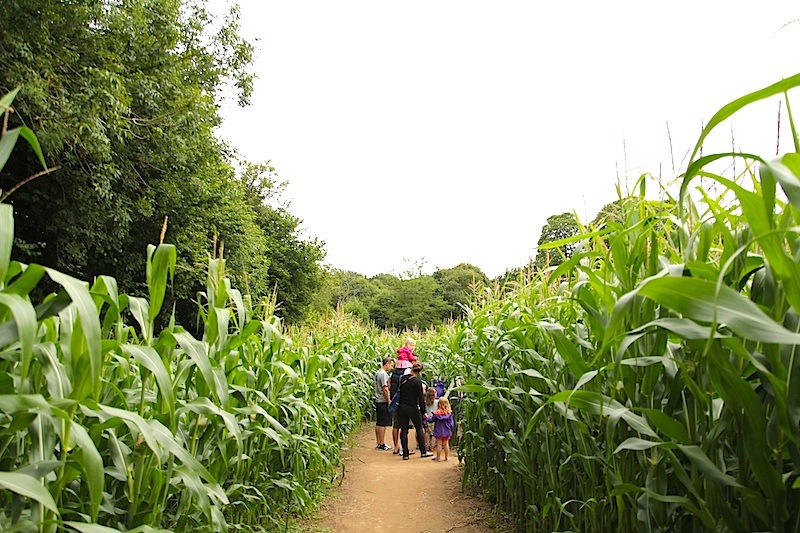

1,87,55,202
0,109,399,533
430,75,800,532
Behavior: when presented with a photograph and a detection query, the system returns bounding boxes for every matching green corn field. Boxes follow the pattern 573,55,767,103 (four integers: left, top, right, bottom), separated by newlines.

0,201,394,531
4,72,800,531
0,94,397,530
0,212,400,530
424,74,800,532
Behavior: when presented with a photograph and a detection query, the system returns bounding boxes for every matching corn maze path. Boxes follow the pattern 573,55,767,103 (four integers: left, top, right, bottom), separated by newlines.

304,423,507,532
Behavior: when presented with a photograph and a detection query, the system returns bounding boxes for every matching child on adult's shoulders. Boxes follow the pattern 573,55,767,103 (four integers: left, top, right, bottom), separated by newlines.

395,336,417,369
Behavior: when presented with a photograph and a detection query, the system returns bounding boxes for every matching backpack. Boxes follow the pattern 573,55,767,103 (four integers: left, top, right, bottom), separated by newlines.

389,367,407,396
432,379,446,398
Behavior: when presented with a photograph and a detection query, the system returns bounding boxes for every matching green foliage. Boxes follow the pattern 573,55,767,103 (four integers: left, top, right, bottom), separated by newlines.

433,263,488,320
590,198,626,227
389,274,448,330
10,8,800,531
0,0,322,327
316,264,489,330
0,204,388,531
242,162,325,323
534,212,581,270
424,76,800,531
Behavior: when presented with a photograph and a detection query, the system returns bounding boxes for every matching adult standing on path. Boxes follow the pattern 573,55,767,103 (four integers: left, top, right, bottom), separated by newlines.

396,362,432,460
391,336,416,453
374,357,395,450
390,365,411,454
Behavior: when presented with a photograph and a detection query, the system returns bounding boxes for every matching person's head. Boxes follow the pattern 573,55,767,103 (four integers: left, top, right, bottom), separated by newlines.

411,362,424,375
382,357,395,371
404,336,416,349
437,397,451,413
425,386,437,405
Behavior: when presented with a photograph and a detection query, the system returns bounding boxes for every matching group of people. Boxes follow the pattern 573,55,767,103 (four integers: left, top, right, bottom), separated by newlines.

374,337,454,461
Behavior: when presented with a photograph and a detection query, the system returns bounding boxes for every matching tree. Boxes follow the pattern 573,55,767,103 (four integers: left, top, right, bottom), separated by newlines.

392,275,449,330
368,274,402,329
534,213,581,270
432,263,488,320
0,0,290,325
241,162,325,324
310,265,485,329
590,199,626,228
320,269,375,321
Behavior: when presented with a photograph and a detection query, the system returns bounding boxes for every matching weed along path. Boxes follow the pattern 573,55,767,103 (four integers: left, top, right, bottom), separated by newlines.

305,424,506,533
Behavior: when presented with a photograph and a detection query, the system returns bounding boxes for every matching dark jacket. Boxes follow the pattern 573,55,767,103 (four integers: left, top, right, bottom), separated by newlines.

389,367,407,396
397,375,425,413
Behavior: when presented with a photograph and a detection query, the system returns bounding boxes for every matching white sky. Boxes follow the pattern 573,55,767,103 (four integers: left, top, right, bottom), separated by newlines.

213,1,800,278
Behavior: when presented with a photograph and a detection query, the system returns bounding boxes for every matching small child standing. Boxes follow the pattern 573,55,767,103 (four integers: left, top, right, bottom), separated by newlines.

426,397,454,462
424,386,438,451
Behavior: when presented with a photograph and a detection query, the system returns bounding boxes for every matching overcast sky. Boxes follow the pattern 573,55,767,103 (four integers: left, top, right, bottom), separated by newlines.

213,1,800,278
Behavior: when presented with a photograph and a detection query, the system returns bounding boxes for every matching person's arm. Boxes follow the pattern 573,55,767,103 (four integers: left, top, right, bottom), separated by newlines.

417,380,426,413
382,379,391,403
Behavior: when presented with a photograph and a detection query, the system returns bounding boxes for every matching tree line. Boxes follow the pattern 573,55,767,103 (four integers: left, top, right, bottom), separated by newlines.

311,263,489,330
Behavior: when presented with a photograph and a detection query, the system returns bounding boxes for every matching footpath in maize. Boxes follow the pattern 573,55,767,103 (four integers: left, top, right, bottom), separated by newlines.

305,423,508,532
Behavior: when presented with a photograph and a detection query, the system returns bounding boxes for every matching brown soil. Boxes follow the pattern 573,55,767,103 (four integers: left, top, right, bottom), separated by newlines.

300,424,510,533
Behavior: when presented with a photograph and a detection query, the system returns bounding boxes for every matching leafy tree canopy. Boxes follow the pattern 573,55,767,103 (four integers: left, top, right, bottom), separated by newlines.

534,212,580,270
590,199,626,228
0,0,323,325
433,263,488,319
314,263,488,330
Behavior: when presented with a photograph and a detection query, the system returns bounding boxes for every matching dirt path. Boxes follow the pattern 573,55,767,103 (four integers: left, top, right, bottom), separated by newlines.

303,424,508,533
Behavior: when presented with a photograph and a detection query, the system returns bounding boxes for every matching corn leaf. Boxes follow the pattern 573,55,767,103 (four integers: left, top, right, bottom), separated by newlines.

0,87,21,108
70,422,104,521
16,126,47,169
547,390,657,438
0,471,58,514
677,444,744,488
0,293,36,387
638,276,800,344
0,204,12,283
687,73,800,167
146,244,176,324
46,269,102,396
122,344,175,420
0,127,21,172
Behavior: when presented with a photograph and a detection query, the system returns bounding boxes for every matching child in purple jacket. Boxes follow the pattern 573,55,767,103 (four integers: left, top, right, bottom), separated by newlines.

426,397,454,462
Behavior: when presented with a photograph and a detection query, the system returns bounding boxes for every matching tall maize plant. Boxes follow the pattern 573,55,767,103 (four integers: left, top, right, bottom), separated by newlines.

0,89,392,532
433,75,800,532
0,214,378,531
